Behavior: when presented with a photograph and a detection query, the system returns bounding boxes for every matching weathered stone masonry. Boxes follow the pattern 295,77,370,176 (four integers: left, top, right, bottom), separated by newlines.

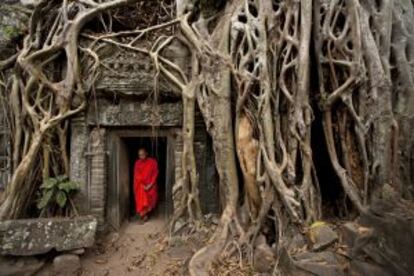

69,46,219,231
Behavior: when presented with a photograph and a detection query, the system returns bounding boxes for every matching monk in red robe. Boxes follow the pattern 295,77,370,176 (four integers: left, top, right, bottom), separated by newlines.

133,148,159,221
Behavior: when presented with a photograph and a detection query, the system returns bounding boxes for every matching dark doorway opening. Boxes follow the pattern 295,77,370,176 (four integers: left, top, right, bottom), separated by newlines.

311,107,351,218
309,42,351,218
122,136,168,220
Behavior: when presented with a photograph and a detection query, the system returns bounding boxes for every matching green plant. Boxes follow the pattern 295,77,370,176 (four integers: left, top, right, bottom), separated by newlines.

3,25,21,40
37,175,79,217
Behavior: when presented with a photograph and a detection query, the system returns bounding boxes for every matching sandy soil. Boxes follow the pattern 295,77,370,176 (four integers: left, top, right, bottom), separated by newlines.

80,217,199,276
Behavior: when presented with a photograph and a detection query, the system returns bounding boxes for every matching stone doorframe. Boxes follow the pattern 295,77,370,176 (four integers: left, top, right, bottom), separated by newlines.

106,128,180,230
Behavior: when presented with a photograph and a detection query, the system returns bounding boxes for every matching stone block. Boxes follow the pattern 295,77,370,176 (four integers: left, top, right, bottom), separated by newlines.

307,222,338,251
0,256,44,276
339,222,359,248
52,254,81,276
293,251,345,276
350,260,392,276
0,216,97,256
253,243,275,273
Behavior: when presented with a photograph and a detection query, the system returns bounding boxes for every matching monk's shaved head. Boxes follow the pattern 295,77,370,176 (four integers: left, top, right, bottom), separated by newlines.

138,147,148,160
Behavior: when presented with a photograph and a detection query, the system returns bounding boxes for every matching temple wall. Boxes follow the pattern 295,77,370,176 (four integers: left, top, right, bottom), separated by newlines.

70,96,219,230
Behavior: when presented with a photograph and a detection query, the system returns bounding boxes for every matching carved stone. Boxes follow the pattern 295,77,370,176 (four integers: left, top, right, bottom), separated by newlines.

87,98,183,127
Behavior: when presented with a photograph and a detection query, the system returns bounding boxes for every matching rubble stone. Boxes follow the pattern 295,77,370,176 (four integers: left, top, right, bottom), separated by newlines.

253,238,275,273
353,198,414,275
339,222,359,247
52,254,81,276
307,223,338,251
293,251,345,276
0,256,45,276
288,233,306,251
349,260,392,276
0,216,97,256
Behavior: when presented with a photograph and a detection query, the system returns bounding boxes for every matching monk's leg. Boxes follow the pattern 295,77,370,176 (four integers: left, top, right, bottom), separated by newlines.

147,188,158,213
134,181,141,215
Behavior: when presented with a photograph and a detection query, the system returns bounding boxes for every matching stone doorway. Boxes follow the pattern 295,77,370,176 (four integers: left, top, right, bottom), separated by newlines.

123,136,167,220
106,129,176,230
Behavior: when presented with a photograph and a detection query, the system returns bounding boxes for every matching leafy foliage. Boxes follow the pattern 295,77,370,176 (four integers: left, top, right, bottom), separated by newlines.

3,25,21,40
37,175,79,217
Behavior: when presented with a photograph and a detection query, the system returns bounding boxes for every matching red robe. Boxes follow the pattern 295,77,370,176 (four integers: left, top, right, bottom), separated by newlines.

134,157,159,217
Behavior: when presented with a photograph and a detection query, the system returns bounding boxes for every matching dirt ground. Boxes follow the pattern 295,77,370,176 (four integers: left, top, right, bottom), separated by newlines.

80,217,201,276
